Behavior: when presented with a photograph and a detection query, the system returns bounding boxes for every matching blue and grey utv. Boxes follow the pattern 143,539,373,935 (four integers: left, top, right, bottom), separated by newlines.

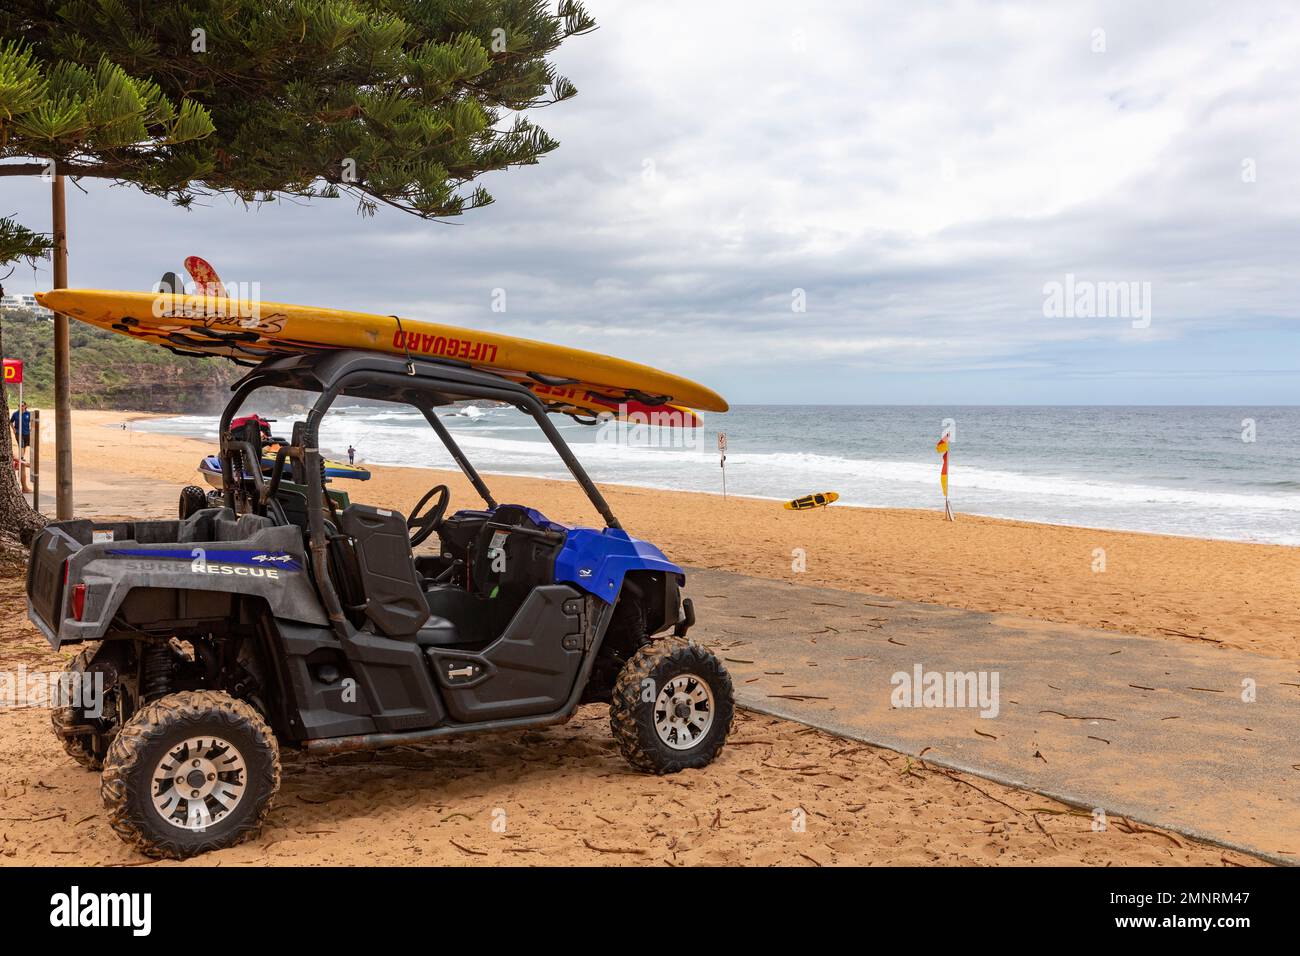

26,350,733,859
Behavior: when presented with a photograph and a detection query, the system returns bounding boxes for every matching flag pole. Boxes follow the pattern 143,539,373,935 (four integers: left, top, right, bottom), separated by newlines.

945,435,954,522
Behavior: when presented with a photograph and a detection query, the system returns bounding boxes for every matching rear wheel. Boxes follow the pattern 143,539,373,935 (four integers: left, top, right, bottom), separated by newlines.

178,485,209,519
50,644,121,771
610,640,734,774
101,690,280,859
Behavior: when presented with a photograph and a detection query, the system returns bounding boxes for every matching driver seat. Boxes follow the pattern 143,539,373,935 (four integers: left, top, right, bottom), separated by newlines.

334,504,460,646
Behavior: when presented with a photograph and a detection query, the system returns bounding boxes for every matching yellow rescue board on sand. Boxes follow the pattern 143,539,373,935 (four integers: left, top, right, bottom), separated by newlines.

35,290,727,421
784,491,839,511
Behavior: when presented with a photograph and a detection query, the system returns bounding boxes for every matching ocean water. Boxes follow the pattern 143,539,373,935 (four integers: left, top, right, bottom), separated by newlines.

136,405,1300,546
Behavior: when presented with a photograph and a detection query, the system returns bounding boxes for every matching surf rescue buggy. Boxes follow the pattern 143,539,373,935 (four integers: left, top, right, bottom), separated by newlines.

26,348,733,859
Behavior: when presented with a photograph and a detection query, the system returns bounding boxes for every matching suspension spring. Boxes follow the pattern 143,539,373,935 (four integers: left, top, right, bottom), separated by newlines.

141,643,174,700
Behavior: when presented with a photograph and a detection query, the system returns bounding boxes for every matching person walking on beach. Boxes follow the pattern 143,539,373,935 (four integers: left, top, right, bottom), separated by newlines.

9,401,31,495
9,401,31,460
347,444,356,465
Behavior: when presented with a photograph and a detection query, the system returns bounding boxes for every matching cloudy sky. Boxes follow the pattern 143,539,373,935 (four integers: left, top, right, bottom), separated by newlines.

2,0,1299,404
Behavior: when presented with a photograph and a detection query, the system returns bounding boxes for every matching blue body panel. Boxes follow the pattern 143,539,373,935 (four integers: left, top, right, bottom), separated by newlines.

473,505,684,602
555,527,684,602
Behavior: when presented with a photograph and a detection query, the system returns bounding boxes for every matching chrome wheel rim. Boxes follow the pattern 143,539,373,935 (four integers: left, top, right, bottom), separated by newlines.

151,736,248,831
653,674,715,750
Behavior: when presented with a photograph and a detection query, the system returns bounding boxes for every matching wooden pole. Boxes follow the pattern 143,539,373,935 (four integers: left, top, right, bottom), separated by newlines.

52,174,72,519
31,408,39,512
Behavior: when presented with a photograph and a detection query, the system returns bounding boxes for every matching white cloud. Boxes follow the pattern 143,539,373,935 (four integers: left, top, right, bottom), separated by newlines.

2,0,1299,402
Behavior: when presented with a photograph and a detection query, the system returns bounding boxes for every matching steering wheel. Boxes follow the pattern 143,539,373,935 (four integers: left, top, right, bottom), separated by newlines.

407,484,450,548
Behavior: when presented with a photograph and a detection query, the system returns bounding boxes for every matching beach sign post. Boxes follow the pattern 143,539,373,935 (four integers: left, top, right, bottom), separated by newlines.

3,358,21,411
718,431,728,500
936,427,954,521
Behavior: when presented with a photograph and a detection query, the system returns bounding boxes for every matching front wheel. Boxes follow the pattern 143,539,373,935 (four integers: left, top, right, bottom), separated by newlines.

100,690,280,859
610,640,734,774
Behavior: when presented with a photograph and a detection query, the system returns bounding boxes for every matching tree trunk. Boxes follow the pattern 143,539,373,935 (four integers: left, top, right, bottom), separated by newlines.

0,315,47,545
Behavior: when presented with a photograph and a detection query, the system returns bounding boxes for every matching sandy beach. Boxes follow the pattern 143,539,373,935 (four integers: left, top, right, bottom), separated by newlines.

0,409,1287,867
0,573,1259,867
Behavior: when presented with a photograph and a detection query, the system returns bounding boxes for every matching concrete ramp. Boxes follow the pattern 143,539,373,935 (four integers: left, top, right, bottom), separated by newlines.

687,568,1300,864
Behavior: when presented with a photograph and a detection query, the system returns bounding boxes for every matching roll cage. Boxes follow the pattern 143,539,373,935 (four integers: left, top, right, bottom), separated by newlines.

215,349,623,632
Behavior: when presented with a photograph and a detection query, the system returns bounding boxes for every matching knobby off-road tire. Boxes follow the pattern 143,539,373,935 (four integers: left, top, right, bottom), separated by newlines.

178,485,209,520
610,639,734,774
51,644,116,770
101,690,280,859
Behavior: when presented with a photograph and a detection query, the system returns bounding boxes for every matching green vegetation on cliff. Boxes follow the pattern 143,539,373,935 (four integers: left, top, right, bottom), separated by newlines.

1,307,235,411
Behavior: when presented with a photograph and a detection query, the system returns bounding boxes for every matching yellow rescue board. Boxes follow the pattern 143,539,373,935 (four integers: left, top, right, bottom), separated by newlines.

35,290,728,418
784,491,839,511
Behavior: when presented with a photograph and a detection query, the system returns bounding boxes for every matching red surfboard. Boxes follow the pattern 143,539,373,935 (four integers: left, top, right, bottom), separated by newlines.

184,256,226,297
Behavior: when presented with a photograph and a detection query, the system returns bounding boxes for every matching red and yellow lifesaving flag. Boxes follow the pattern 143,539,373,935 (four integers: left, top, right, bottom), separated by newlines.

935,435,950,496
